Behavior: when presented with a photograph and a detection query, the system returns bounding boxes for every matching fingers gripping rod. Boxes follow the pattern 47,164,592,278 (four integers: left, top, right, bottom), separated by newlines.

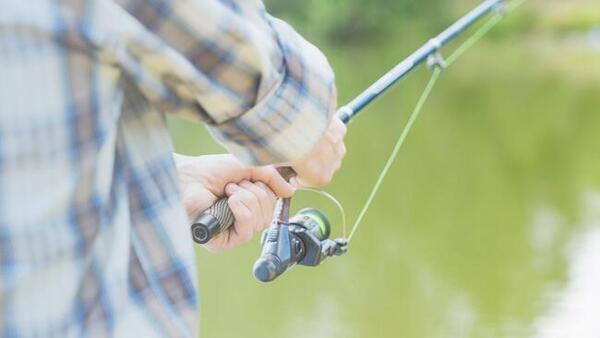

191,167,295,244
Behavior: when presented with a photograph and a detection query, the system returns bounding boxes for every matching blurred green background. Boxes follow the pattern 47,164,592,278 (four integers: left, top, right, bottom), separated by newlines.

168,0,600,337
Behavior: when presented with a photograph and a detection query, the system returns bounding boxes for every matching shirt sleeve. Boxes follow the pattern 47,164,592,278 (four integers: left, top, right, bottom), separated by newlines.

114,0,337,165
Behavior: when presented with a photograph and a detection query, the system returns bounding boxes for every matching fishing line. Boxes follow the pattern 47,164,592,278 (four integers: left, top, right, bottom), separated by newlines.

297,188,348,238
445,14,503,66
447,0,528,66
341,0,527,243
348,68,441,242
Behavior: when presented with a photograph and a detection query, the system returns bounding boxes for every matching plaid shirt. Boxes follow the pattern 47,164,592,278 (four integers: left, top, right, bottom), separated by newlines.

0,0,336,337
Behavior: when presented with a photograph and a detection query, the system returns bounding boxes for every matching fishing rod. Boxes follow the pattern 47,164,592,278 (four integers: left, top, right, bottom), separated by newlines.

336,0,506,123
192,0,510,282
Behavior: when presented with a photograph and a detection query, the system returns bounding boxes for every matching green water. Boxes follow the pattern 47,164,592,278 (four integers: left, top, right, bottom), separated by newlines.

168,4,600,337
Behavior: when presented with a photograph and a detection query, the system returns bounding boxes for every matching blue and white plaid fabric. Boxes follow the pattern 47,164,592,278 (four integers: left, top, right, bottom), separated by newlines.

0,0,336,337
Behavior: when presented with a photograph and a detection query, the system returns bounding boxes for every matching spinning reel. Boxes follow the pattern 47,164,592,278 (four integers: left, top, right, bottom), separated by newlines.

253,203,348,282
191,168,348,283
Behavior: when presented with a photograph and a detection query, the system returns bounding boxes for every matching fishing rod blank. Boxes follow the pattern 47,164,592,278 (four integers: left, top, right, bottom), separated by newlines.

337,0,504,123
191,0,505,246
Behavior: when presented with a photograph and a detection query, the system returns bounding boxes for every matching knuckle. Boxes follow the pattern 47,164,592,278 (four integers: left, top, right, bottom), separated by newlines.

250,189,261,202
228,194,241,206
256,185,268,198
239,188,258,203
235,192,249,205
256,191,268,202
245,197,259,212
257,182,276,198
255,181,268,189
249,184,267,199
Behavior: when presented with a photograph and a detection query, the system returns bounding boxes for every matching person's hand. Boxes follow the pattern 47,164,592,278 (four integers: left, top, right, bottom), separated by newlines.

288,117,347,187
174,154,295,252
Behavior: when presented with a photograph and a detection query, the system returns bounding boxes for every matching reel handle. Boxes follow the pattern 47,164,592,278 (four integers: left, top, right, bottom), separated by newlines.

191,167,296,244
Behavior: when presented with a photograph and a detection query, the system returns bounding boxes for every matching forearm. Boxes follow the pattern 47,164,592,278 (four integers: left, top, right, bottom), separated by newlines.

116,0,337,165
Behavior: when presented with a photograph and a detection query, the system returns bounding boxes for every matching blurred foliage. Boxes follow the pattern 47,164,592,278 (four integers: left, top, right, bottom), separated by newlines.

264,0,600,44
264,0,451,43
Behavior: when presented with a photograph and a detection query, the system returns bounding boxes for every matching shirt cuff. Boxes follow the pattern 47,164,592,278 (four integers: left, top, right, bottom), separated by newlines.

206,18,337,165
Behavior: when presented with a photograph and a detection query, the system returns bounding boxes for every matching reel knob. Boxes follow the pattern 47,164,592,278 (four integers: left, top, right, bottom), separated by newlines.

253,256,280,283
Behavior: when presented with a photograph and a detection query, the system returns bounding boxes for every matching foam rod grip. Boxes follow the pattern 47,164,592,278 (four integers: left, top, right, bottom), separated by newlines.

191,197,234,244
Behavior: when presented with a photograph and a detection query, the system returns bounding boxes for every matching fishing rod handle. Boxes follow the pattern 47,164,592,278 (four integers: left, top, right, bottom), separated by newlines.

191,167,296,244
191,112,346,245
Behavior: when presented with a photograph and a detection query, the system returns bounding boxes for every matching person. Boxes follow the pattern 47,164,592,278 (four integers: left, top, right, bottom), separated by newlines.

0,0,346,337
